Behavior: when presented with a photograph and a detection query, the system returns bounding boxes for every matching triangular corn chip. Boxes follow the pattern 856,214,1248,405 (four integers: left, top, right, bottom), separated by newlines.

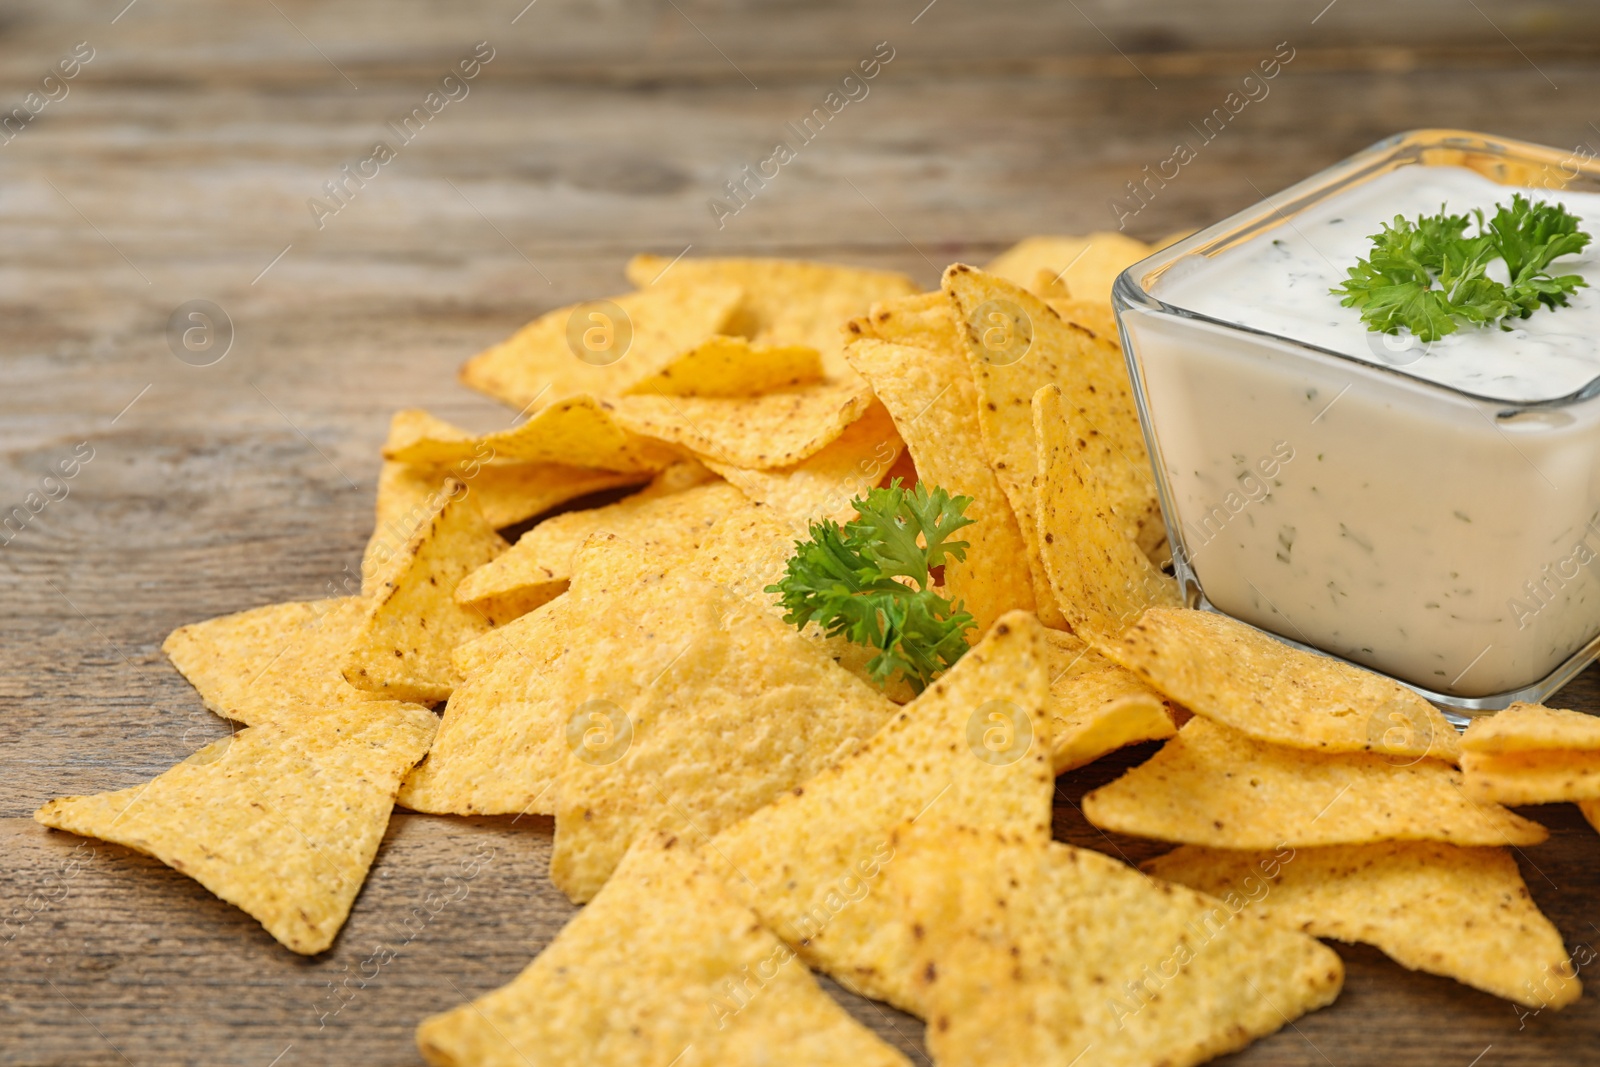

396,597,574,817
1083,717,1547,848
702,401,902,526
36,701,436,955
947,265,1163,558
1101,606,1461,763
605,379,876,469
624,255,919,378
1034,383,1179,636
344,486,509,703
550,534,897,902
688,505,912,702
707,611,1053,1014
1463,701,1600,753
163,597,384,726
896,825,1343,1067
455,472,742,622
1044,628,1174,773
844,290,962,352
458,282,745,409
624,335,823,397
1042,291,1121,345
985,232,1152,301
845,337,1036,630
1461,749,1600,805
362,409,646,592
415,834,912,1067
383,395,674,472
1146,841,1580,1010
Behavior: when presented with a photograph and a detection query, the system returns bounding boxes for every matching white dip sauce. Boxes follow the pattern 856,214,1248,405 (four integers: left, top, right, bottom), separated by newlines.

1125,164,1600,699
1158,166,1600,404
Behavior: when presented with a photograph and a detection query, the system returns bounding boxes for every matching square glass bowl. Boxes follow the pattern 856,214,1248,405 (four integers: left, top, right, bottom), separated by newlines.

1113,129,1600,715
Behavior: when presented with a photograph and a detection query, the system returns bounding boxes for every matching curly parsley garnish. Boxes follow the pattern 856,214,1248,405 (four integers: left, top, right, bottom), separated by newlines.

767,480,977,694
1332,193,1592,342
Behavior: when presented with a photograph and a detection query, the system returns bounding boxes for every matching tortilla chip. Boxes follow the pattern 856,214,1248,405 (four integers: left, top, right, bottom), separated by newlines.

703,401,902,526
948,266,1161,555
1041,289,1121,347
706,611,1052,1013
455,474,743,622
458,282,745,409
985,232,1152,301
1044,628,1174,773
624,335,823,398
549,534,897,903
845,338,1036,630
688,505,914,703
605,379,876,470
897,826,1343,1067
162,597,384,726
1034,384,1179,636
397,597,574,817
843,290,962,352
1146,841,1580,1010
1581,798,1600,835
624,255,919,378
344,485,509,704
383,396,674,473
36,701,436,955
1083,717,1547,848
1101,606,1461,763
1462,749,1600,805
416,834,912,1067
1462,701,1600,753
362,410,647,592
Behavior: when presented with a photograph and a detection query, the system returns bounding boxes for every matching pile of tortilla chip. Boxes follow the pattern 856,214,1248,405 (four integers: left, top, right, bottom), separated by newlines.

33,236,1592,1064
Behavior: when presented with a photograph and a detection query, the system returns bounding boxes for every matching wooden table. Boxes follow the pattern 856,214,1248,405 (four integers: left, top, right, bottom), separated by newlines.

4,1,1600,1063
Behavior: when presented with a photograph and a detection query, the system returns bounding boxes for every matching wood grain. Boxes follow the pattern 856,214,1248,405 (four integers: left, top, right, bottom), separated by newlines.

3,0,1600,1063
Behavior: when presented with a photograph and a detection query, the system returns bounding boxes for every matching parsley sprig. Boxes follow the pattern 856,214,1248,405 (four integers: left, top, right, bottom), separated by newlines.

1332,194,1592,342
768,481,977,694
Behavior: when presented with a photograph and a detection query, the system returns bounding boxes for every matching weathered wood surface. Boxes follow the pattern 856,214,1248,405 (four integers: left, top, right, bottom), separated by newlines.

4,1,1600,1063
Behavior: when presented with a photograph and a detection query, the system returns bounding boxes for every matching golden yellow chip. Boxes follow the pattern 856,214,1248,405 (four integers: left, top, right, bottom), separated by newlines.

1034,384,1179,637
623,335,823,398
624,254,919,378
844,338,1037,631
455,475,743,622
1101,606,1461,763
707,611,1053,1014
458,282,745,410
415,834,912,1067
1083,717,1547,848
984,232,1152,301
1461,748,1600,805
896,825,1343,1067
36,701,436,955
383,396,674,473
688,505,914,703
1043,628,1174,773
362,409,647,592
549,534,897,903
1041,290,1121,348
1462,700,1600,753
605,379,876,469
343,486,508,704
397,597,574,817
703,401,902,526
162,597,384,726
1145,841,1580,1010
843,290,961,352
948,265,1161,555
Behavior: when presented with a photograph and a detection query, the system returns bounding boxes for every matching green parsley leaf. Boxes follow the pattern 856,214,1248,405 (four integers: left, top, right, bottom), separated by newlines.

1332,193,1592,342
767,480,977,694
